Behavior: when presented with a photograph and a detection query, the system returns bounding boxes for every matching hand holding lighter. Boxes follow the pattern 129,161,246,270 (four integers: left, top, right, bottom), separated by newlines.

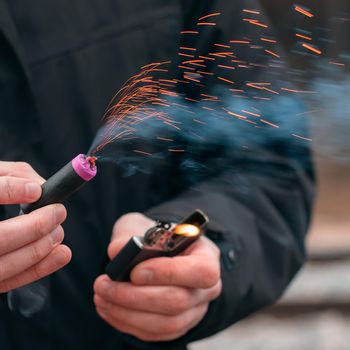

106,210,209,281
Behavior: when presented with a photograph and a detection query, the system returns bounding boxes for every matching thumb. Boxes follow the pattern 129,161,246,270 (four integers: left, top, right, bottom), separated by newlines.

108,213,155,259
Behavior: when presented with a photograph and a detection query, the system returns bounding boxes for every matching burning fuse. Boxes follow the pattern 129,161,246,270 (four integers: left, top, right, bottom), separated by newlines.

106,210,209,281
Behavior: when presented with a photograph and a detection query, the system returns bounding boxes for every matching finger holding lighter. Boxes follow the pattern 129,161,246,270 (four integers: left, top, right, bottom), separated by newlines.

93,212,222,341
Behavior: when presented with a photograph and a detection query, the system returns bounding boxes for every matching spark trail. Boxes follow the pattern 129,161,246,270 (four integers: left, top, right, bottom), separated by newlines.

88,2,348,166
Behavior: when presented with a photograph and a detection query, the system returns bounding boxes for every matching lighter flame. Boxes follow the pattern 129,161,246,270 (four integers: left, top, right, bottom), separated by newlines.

174,224,200,237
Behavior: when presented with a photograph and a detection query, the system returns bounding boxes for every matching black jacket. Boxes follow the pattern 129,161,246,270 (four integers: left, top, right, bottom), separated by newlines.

0,0,314,349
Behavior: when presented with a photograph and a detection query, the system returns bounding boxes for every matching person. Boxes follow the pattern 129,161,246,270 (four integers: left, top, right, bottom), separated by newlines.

0,0,314,349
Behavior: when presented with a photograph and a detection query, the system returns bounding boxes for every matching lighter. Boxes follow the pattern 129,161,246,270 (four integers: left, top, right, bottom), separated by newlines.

106,210,209,281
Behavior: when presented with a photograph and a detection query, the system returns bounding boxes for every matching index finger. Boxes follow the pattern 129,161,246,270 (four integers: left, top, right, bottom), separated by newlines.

0,176,42,204
0,161,45,183
130,237,221,289
108,214,155,259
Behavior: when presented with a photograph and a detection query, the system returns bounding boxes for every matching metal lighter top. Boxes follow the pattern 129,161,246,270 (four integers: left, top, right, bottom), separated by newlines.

106,210,209,281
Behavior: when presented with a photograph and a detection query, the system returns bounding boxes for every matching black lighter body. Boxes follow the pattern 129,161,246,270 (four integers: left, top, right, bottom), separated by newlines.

106,210,209,281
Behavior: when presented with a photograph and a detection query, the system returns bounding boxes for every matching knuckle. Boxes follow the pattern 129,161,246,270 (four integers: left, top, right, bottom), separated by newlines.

33,215,50,238
3,178,16,201
165,290,191,315
202,264,220,288
113,286,133,305
32,263,44,281
163,316,183,334
31,241,48,262
160,266,175,285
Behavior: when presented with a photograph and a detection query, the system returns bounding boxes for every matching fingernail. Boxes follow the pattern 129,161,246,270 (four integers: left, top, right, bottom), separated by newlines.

134,270,153,284
98,281,110,297
25,182,41,200
52,250,67,266
49,226,63,245
54,205,66,224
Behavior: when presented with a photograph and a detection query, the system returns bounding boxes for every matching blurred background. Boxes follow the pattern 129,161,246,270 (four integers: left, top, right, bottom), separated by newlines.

189,1,350,349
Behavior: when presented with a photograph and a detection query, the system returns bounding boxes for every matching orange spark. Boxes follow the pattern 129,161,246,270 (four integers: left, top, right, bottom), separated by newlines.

197,22,217,26
198,12,221,21
183,75,201,83
302,43,322,55
243,19,269,28
178,53,195,58
222,108,247,119
196,70,214,76
208,52,233,57
242,110,260,117
281,88,317,94
185,97,199,103
265,49,281,58
91,61,180,155
296,33,312,41
230,40,251,44
218,64,236,70
263,87,280,95
178,65,195,71
179,46,197,51
199,55,216,61
217,77,235,84
182,59,205,64
261,37,277,43
174,79,190,84
180,31,199,35
159,79,177,84
243,9,260,15
260,119,279,128
164,121,181,130
295,6,314,18
215,43,231,49
200,93,219,100
152,102,171,107
230,88,245,93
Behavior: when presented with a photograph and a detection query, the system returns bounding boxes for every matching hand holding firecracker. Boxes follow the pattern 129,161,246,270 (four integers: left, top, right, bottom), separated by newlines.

93,212,222,341
0,154,96,294
0,161,71,293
